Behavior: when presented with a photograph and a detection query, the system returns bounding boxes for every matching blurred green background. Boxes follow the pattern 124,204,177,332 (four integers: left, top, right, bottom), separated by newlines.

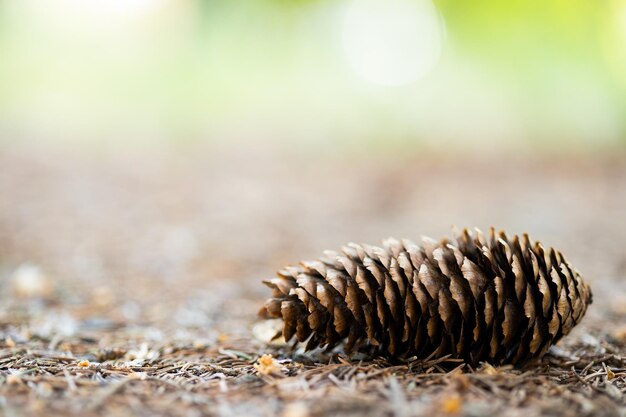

1,0,625,151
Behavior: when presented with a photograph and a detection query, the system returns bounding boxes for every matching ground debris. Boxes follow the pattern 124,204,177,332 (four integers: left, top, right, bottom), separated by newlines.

1,150,625,417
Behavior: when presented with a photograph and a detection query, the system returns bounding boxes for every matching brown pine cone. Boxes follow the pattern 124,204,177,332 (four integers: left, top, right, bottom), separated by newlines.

258,228,592,366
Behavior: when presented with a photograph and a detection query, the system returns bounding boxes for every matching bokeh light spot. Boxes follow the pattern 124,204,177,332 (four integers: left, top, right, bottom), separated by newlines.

341,0,444,86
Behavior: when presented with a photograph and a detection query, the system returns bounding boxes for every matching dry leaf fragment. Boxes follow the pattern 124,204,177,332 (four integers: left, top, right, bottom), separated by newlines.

440,395,463,414
603,363,616,380
5,336,16,348
281,402,309,417
478,363,499,375
6,374,22,385
254,354,283,376
611,326,626,344
252,319,286,346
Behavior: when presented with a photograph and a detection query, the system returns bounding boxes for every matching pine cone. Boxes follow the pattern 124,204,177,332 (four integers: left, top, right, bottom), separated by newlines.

258,228,592,366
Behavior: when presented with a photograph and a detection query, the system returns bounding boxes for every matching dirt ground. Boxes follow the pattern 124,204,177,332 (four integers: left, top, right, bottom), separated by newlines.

0,144,625,417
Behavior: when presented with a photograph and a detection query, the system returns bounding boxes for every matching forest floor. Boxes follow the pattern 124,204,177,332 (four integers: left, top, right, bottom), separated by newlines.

1,145,625,417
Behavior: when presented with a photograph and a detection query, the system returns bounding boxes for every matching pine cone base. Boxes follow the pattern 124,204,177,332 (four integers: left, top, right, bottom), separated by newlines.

259,228,592,366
